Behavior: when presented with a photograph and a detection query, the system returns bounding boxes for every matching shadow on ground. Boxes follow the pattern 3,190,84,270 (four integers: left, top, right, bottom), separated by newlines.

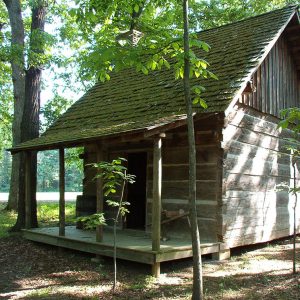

0,236,299,300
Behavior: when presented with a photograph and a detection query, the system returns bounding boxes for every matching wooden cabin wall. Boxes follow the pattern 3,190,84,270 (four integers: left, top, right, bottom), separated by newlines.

146,114,224,242
81,114,224,242
222,104,300,248
239,35,300,117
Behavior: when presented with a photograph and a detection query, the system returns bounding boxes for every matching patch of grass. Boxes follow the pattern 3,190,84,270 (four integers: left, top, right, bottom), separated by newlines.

127,275,156,290
26,287,52,298
0,203,17,238
0,202,76,237
38,202,76,226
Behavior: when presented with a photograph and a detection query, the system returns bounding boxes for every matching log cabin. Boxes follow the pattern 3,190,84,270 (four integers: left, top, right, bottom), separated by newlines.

10,5,300,276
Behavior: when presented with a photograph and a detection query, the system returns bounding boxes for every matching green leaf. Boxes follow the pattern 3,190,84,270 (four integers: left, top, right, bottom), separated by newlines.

192,85,206,94
192,97,200,105
194,70,201,78
141,66,148,75
106,200,120,207
172,42,180,50
201,42,210,52
179,67,184,79
151,60,157,70
207,71,218,80
134,4,140,13
278,120,288,129
199,60,208,69
163,59,170,69
200,98,208,109
69,9,76,18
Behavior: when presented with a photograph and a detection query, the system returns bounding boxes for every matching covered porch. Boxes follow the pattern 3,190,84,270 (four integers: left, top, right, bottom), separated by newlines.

23,226,223,271
20,130,170,276
12,118,226,277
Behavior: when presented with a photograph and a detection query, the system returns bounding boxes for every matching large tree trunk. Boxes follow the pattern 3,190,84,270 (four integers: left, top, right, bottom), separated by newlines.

10,1,46,230
3,0,25,211
182,0,204,299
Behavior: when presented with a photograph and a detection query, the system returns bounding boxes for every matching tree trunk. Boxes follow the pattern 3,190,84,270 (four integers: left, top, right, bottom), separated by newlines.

11,1,47,230
292,157,298,275
3,0,25,211
182,0,204,299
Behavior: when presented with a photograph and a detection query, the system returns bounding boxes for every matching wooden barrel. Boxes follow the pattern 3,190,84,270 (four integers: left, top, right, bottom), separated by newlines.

76,195,96,229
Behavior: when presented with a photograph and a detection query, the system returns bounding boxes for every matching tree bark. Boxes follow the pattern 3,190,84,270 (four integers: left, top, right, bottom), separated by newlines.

182,0,204,299
292,156,298,275
10,0,47,230
3,0,25,211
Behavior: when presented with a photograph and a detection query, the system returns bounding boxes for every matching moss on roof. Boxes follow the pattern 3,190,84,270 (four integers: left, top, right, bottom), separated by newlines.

12,5,298,151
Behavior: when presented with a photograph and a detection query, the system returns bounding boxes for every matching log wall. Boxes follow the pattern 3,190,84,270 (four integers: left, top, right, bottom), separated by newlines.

145,115,223,242
222,104,300,248
239,35,300,117
81,114,224,242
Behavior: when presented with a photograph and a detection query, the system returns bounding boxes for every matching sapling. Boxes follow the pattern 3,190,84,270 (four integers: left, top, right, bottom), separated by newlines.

278,108,300,274
78,158,135,290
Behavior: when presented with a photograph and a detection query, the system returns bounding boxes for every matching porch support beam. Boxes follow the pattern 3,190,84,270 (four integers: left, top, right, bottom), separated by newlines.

59,148,65,236
25,151,32,229
96,144,104,242
152,136,162,252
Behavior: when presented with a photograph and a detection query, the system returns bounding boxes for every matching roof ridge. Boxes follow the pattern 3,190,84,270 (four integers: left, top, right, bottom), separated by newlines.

197,4,298,35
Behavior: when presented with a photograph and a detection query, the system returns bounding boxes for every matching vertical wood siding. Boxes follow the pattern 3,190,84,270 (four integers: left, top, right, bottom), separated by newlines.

239,35,300,116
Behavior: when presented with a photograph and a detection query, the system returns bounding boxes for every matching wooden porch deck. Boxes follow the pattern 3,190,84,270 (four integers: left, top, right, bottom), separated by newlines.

23,226,222,266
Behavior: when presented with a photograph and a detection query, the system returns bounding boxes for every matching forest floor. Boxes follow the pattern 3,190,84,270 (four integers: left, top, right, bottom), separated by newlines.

0,203,299,300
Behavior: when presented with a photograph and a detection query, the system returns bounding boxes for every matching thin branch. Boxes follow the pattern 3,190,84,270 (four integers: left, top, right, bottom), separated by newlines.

112,173,126,292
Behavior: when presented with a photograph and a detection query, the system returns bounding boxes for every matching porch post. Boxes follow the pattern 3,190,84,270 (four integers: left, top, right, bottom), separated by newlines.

59,148,65,236
96,144,104,242
25,151,32,229
152,135,162,277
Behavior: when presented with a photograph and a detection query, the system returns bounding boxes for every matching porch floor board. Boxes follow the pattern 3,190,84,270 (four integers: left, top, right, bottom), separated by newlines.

23,226,221,265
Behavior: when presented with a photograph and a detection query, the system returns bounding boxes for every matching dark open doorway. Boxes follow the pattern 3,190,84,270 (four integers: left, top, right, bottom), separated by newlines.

126,152,147,230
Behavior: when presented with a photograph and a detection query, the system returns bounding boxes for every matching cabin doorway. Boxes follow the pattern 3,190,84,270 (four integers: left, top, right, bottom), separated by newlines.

126,152,147,230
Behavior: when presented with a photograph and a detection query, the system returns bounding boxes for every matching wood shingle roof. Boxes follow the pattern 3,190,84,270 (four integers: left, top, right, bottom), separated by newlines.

11,5,299,152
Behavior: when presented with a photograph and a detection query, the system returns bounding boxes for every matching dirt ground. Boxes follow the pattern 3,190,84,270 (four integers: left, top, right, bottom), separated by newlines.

0,235,299,300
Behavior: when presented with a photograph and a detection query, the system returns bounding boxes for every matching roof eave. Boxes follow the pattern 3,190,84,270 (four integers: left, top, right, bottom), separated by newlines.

8,117,188,153
8,112,222,154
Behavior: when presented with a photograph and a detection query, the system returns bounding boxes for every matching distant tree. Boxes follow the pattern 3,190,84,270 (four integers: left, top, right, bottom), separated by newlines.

40,94,73,132
2,0,52,230
0,62,13,156
0,17,14,196
2,0,84,226
39,92,83,193
37,150,83,192
0,151,11,192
